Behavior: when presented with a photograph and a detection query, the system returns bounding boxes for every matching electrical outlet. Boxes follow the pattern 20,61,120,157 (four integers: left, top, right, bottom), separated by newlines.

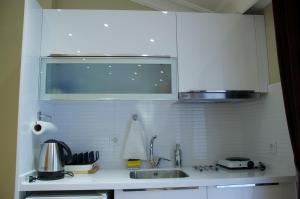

109,136,118,144
269,142,278,154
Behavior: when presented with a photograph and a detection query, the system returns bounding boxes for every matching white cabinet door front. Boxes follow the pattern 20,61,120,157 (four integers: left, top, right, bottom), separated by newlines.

41,10,177,57
177,13,265,92
115,187,207,199
208,183,296,199
40,57,178,100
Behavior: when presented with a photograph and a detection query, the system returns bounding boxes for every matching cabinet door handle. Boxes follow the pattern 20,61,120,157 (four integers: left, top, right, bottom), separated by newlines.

216,184,256,189
123,186,199,192
48,53,171,58
216,183,279,189
256,182,279,186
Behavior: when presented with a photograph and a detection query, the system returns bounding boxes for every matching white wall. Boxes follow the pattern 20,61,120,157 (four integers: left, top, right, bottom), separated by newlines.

239,83,295,174
15,0,42,197
38,101,245,168
36,83,294,173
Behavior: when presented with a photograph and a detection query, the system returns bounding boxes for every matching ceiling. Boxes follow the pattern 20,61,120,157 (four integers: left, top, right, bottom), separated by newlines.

130,0,271,13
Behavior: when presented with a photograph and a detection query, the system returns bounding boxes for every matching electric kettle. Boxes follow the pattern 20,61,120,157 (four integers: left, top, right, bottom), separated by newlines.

38,139,72,180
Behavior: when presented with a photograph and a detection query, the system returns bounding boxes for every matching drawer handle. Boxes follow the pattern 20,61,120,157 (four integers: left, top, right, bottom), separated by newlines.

217,184,256,188
216,183,279,189
123,186,199,192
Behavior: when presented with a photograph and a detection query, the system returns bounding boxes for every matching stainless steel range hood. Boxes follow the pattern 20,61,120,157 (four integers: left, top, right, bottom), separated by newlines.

178,90,261,103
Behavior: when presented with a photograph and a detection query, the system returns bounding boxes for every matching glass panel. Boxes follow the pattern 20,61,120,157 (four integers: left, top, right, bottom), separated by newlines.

45,62,172,94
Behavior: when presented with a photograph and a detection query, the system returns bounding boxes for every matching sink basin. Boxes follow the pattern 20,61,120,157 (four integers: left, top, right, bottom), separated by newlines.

130,169,189,179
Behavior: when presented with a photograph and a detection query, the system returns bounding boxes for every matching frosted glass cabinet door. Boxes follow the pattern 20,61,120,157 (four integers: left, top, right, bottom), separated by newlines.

40,57,178,100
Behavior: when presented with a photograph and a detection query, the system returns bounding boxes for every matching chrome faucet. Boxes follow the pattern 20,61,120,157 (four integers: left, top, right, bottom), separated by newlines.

174,144,182,168
149,135,170,168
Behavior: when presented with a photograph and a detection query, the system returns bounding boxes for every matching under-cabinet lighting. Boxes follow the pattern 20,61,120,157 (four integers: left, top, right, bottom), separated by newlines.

56,9,62,12
162,11,168,14
141,54,148,56
82,58,86,61
76,50,81,54
137,65,142,67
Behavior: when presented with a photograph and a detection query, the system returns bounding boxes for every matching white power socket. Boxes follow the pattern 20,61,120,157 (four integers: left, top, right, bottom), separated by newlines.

269,142,278,154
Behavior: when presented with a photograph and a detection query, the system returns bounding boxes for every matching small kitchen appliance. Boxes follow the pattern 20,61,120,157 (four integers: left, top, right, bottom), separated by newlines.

37,139,72,180
217,157,255,169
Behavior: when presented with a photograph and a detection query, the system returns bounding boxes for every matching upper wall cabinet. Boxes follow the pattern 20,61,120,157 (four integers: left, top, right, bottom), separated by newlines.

177,13,269,92
41,10,177,57
39,57,178,100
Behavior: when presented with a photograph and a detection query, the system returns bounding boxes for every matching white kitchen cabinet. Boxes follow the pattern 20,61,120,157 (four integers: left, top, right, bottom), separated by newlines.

177,13,268,92
207,183,296,199
39,57,178,100
115,187,207,199
41,10,177,57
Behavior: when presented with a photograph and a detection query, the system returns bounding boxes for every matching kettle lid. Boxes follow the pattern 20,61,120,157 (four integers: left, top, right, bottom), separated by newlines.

44,139,60,143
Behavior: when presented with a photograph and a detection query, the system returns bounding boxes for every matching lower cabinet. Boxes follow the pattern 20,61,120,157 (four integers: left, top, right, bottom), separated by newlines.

207,183,296,199
115,186,207,199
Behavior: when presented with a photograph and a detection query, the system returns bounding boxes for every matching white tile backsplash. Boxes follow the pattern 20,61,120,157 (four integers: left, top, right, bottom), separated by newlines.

38,101,244,168
37,83,295,173
238,83,295,174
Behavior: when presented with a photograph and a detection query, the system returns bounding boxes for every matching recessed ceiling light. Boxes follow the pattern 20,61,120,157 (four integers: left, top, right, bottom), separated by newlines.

108,65,112,68
160,79,163,82
160,70,164,74
150,38,155,43
134,72,138,75
68,33,73,37
104,23,109,28
154,83,158,87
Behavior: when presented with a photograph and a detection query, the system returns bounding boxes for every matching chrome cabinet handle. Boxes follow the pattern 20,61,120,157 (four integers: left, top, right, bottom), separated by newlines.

123,186,199,192
216,183,279,189
48,54,171,58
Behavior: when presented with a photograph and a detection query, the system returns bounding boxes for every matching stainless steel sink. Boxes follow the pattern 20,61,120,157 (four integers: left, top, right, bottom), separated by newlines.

129,169,189,179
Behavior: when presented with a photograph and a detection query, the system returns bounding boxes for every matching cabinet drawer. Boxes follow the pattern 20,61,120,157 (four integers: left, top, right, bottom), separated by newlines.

208,183,296,199
115,187,207,199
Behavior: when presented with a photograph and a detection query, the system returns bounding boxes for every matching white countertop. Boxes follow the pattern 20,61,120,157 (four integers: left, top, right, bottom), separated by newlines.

19,167,296,191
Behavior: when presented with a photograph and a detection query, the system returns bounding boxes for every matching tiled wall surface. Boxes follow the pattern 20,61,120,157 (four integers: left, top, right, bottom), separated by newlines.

38,101,245,168
239,83,295,174
38,83,294,173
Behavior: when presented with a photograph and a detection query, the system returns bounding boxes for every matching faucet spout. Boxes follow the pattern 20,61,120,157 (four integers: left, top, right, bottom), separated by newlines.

149,135,157,163
148,135,170,168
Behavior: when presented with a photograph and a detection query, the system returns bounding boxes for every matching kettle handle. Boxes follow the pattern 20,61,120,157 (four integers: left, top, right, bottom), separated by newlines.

58,141,72,165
